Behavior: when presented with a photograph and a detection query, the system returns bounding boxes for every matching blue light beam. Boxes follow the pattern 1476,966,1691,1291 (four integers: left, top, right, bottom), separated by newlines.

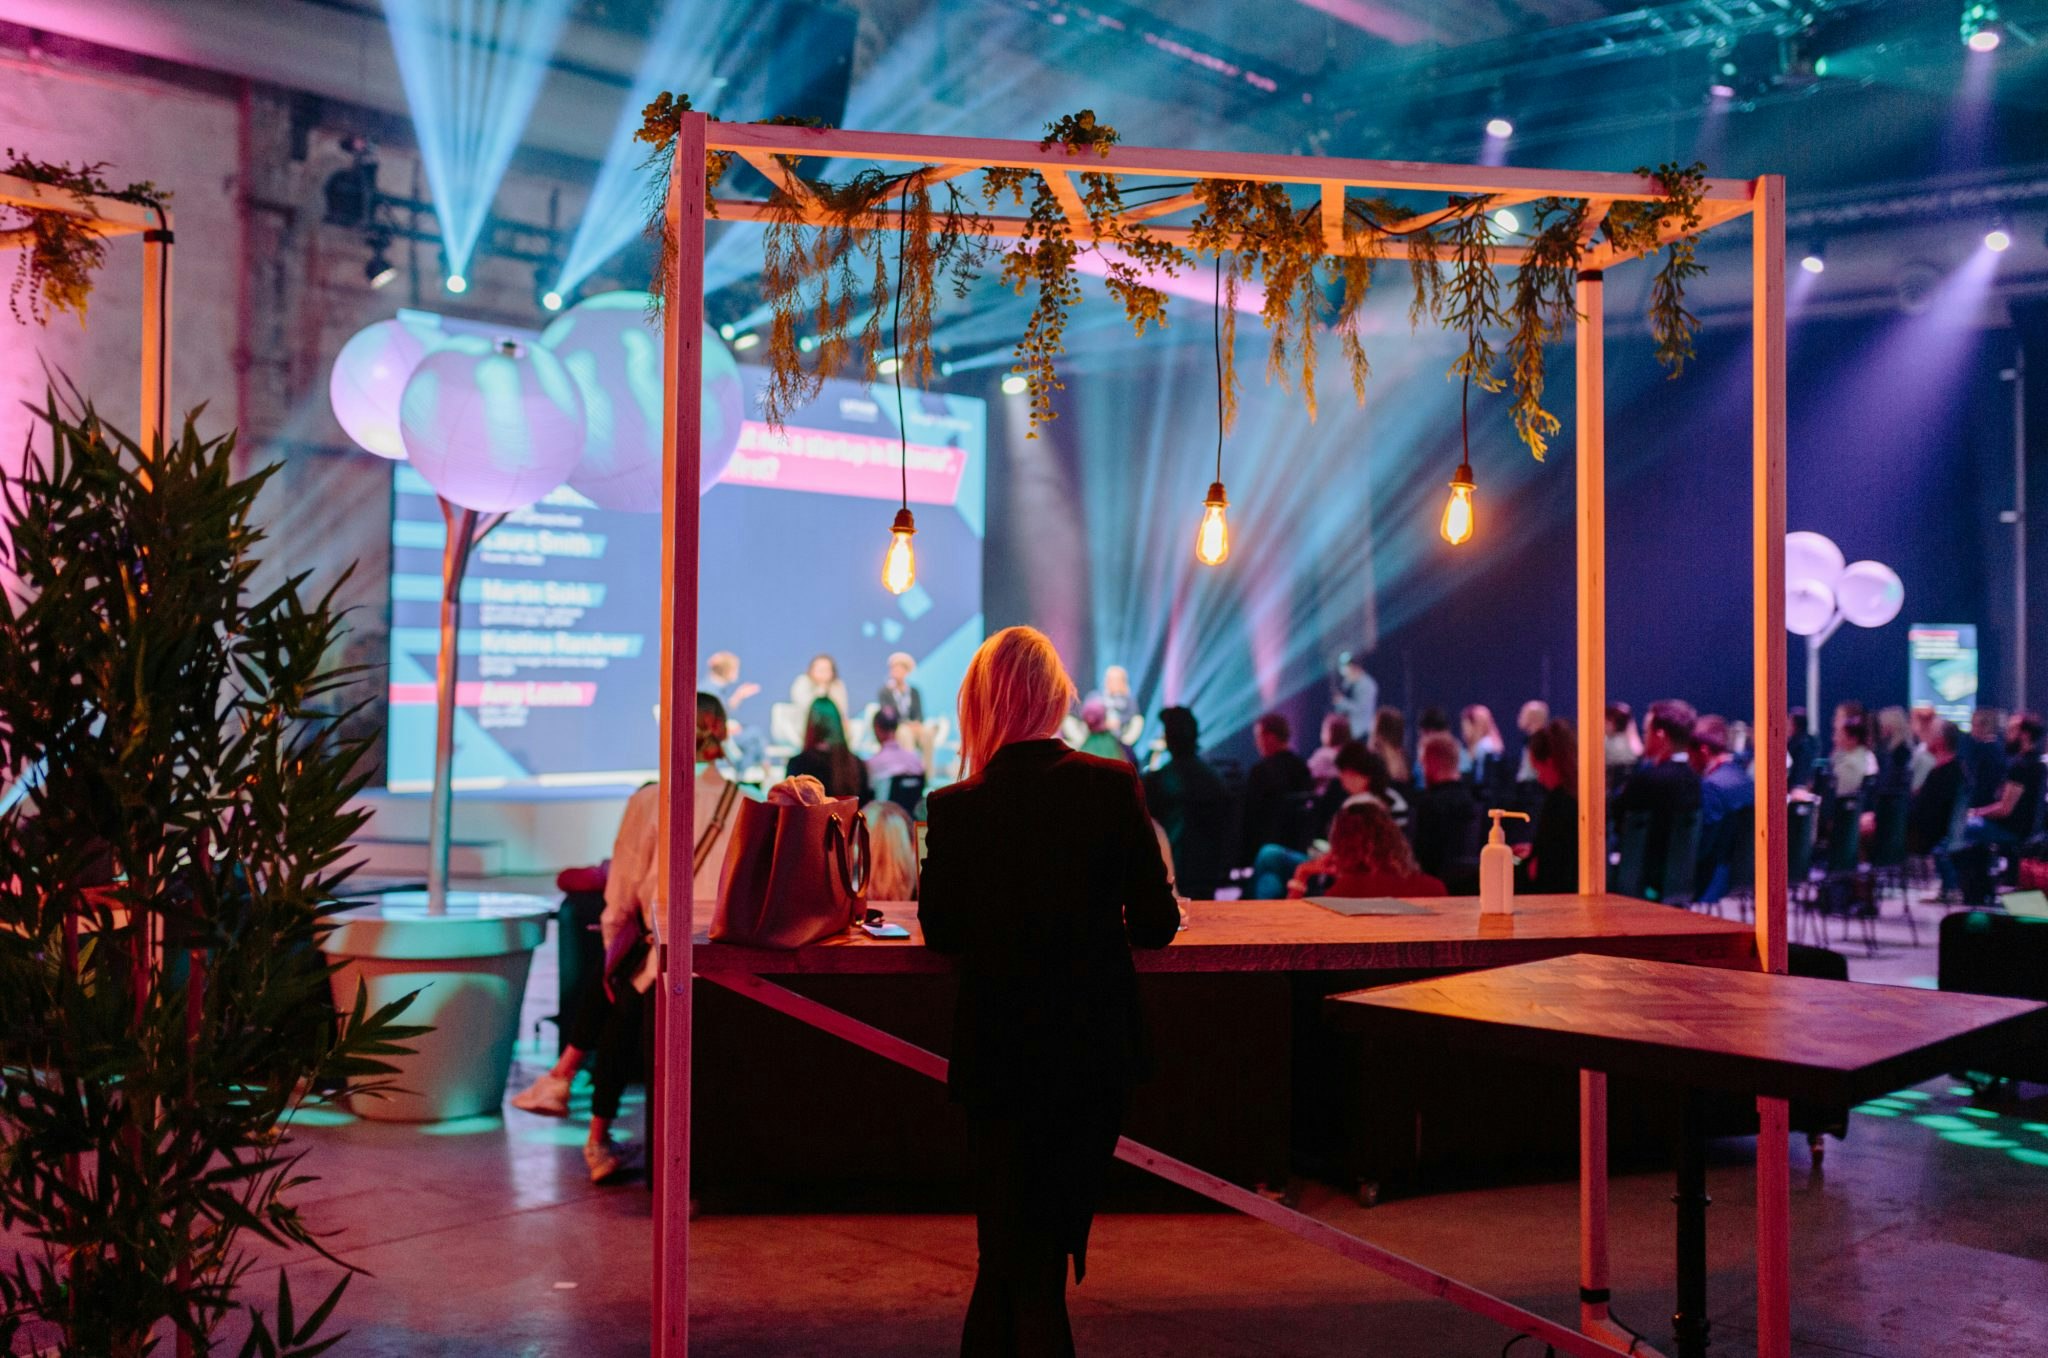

386,0,574,279
555,0,785,295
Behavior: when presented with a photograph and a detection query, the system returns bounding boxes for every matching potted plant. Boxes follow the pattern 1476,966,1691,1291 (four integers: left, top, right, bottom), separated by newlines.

0,394,421,1355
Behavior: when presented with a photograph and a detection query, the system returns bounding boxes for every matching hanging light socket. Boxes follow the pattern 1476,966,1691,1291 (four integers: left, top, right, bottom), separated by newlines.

1196,480,1231,566
884,505,918,594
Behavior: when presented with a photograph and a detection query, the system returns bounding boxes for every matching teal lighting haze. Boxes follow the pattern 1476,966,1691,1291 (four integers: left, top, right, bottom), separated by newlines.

386,0,574,278
1071,283,1564,745
556,0,785,295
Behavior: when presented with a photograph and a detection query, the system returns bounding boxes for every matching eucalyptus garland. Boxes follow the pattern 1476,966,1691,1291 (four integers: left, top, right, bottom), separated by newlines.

636,97,1713,461
2,150,167,326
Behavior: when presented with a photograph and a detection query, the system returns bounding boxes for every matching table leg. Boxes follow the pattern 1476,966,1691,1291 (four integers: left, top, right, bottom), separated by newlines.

1673,1089,1711,1358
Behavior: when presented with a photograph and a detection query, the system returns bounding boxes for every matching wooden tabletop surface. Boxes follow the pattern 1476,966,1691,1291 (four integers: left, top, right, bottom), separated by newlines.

1325,952,2048,1106
689,894,1757,976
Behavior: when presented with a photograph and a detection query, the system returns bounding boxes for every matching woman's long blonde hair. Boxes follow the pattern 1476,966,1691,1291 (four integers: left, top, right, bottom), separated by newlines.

956,626,1076,776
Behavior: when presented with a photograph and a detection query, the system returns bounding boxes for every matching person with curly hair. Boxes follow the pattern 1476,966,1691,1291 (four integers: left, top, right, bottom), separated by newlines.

1318,801,1446,899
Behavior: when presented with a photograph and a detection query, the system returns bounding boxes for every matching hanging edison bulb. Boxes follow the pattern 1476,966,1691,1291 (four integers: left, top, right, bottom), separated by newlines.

1196,481,1230,566
1440,463,1475,546
883,506,918,594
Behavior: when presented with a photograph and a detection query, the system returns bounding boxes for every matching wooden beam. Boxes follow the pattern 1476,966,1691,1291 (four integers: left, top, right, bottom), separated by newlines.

705,970,1634,1358
0,173,158,235
1580,198,1752,269
140,217,172,462
1120,190,1202,223
736,149,814,204
1321,182,1345,251
1577,199,1612,248
703,123,1758,205
1575,271,1606,901
710,197,1541,267
654,109,708,1358
1382,188,1550,237
1749,172,1791,1358
1045,169,1092,236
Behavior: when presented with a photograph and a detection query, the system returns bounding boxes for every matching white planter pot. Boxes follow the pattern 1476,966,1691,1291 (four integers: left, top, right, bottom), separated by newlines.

323,890,554,1123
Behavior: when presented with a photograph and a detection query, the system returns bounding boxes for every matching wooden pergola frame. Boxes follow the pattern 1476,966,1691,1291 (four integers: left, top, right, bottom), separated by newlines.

653,114,1786,1358
0,172,175,455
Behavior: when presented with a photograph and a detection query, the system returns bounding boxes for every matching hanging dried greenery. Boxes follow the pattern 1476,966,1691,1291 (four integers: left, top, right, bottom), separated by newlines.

2,150,166,326
1601,162,1709,376
635,97,1715,462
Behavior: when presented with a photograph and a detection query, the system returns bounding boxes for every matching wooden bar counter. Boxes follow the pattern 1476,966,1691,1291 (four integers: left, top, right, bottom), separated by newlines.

683,895,1755,1213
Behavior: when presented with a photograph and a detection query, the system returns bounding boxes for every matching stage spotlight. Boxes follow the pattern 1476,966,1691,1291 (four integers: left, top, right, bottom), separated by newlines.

798,335,817,353
1800,244,1826,274
1962,3,2005,51
541,289,565,312
1484,116,1513,139
719,322,736,341
364,232,397,290
939,360,955,378
1000,373,1028,396
1492,208,1520,233
1985,223,2012,252
732,332,761,352
445,272,468,295
1709,81,1737,100
877,356,901,375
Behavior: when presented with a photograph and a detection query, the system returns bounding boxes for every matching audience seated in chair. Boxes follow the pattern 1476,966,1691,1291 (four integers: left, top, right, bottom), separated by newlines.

1143,706,1230,900
861,799,921,901
1691,714,1754,902
1238,712,1315,867
1611,698,1703,900
1411,731,1481,893
1292,801,1446,900
1249,740,1406,900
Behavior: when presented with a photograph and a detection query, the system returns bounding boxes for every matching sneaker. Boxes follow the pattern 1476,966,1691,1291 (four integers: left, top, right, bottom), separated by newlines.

585,1135,639,1185
509,1073,572,1117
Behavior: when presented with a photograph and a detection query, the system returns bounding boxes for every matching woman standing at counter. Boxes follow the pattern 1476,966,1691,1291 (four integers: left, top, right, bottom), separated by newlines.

919,626,1181,1357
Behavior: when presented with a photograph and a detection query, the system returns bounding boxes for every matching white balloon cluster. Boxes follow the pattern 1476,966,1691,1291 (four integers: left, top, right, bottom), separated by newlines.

1784,531,1903,637
327,291,745,514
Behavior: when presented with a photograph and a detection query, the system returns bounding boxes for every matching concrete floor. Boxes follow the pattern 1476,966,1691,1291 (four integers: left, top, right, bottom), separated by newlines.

211,895,2048,1355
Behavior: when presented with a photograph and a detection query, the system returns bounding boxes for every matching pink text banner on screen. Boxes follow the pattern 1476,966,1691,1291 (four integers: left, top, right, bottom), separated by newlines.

720,421,968,505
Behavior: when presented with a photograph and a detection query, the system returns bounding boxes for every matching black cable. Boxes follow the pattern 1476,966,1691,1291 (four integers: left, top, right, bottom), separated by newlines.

893,183,910,511
1212,252,1224,483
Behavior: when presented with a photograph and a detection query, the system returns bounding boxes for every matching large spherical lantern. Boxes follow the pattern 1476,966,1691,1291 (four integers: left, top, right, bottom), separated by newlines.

1785,578,1836,637
399,335,587,513
540,290,745,508
1784,531,1845,593
330,315,441,458
1835,560,1904,629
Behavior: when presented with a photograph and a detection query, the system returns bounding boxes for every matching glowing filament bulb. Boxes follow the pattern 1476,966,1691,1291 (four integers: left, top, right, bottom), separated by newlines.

1196,482,1230,566
883,507,917,595
1440,468,1475,546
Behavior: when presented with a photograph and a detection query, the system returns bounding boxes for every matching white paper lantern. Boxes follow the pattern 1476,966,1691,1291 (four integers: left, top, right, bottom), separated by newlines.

399,335,587,513
330,315,441,458
1785,578,1837,637
540,290,745,507
1836,560,1904,629
1784,531,1845,592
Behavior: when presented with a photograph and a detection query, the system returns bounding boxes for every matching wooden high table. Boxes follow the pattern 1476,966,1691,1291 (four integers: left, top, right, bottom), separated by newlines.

1329,953,2048,1358
688,893,1754,1358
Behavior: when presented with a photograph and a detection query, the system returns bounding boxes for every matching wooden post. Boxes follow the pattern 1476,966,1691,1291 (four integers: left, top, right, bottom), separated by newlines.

1575,272,1606,897
1573,271,1632,1352
654,110,709,1358
140,217,173,460
1750,173,1791,1358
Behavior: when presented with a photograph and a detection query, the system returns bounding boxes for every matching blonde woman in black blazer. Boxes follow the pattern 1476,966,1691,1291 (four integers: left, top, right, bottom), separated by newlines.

920,627,1180,1357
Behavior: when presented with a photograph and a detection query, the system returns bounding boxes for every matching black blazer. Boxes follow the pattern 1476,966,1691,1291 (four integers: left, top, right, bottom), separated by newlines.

920,739,1180,1112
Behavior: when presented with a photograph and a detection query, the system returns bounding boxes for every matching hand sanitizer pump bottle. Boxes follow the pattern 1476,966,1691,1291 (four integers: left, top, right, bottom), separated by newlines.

1479,809,1530,915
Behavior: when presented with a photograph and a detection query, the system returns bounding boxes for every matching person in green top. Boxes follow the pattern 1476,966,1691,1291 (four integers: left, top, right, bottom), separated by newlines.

1077,696,1132,764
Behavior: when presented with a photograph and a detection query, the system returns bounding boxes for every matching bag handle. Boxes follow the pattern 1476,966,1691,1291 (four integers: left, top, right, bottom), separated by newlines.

824,808,871,899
